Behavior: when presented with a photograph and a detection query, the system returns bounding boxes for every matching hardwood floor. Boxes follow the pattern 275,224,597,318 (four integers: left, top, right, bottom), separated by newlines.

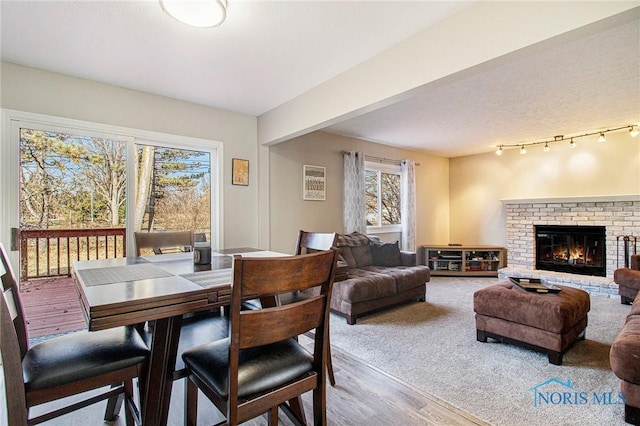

12,277,489,425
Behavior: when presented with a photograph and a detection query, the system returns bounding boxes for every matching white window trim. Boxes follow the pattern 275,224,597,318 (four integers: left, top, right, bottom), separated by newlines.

364,161,402,234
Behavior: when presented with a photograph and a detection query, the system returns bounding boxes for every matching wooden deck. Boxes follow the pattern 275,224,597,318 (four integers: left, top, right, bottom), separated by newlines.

20,276,87,339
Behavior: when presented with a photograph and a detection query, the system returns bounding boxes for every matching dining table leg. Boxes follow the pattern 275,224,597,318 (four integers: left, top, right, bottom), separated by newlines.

141,315,184,425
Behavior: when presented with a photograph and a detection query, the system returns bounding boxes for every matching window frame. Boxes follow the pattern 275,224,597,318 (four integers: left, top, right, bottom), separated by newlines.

364,161,402,234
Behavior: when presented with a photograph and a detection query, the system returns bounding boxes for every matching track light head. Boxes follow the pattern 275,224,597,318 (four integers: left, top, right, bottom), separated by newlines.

630,126,639,138
598,133,606,142
496,146,503,156
569,138,577,148
543,142,550,152
520,145,527,155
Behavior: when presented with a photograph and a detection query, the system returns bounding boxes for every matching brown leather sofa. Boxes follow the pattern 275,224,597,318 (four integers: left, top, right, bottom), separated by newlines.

610,254,640,424
330,232,430,324
615,254,640,304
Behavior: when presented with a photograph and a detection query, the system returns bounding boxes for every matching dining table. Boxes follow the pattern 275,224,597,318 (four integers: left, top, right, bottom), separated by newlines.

72,247,288,426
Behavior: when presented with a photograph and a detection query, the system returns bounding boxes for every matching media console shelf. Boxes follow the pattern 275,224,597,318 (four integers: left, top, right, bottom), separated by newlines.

422,245,506,277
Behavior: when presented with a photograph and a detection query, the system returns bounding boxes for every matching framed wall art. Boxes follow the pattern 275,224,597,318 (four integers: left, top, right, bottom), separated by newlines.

303,165,326,201
232,158,249,186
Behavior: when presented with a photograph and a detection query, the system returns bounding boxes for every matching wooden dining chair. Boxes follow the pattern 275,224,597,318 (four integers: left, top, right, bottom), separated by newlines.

134,230,195,256
0,243,149,426
182,250,338,426
294,230,339,387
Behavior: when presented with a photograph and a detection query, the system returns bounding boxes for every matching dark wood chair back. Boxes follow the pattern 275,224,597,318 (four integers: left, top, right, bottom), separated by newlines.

183,250,338,425
0,242,148,426
295,230,338,255
134,230,194,256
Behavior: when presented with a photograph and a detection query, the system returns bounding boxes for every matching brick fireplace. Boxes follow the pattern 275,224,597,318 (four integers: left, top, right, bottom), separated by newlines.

500,196,640,295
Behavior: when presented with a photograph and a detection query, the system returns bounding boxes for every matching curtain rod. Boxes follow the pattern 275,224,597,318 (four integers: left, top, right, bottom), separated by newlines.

341,151,420,166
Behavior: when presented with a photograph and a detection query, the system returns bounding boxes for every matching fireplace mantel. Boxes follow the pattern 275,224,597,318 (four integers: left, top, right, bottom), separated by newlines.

501,194,640,205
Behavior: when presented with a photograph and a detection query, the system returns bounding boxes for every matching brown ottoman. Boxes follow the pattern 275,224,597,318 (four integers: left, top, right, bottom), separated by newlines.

473,281,590,365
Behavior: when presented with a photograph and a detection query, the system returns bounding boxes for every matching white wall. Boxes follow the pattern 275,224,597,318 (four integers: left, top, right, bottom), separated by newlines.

268,131,450,254
0,62,260,249
449,131,640,247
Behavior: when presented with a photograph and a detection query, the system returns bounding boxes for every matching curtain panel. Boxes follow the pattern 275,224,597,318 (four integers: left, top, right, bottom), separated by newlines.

343,152,366,234
401,159,416,251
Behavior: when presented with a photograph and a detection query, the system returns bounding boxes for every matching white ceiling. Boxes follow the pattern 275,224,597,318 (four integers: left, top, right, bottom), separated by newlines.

1,1,639,157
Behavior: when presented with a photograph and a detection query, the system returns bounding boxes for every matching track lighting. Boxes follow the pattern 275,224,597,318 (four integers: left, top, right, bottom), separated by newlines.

495,124,637,155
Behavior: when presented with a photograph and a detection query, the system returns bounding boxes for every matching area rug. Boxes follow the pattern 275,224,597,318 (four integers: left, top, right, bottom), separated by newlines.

329,277,630,426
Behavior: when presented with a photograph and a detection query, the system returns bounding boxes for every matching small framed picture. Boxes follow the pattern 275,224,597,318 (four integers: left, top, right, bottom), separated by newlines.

303,165,326,201
232,158,249,186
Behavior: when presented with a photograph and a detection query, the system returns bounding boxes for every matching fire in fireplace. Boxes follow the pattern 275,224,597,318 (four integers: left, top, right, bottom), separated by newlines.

535,225,606,277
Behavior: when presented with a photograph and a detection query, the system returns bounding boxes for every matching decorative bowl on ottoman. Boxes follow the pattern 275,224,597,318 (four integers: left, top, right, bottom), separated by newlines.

473,280,590,365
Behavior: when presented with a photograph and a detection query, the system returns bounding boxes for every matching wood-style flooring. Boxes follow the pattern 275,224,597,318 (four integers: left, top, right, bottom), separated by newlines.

13,277,489,425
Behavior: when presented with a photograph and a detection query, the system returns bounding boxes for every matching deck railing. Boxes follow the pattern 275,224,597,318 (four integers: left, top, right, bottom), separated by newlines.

19,228,127,280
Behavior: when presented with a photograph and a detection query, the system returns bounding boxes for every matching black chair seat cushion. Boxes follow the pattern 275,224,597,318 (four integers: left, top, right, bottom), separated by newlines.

182,337,313,398
23,326,149,391
174,313,230,373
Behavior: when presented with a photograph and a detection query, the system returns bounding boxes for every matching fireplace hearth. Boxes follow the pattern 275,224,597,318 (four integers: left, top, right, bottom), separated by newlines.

535,225,606,277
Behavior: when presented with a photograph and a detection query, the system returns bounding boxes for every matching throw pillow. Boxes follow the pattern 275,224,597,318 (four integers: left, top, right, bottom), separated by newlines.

352,244,374,267
372,241,403,267
339,247,357,268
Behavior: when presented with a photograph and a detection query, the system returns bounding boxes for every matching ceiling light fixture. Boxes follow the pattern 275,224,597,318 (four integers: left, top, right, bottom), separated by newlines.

495,124,637,155
160,0,227,28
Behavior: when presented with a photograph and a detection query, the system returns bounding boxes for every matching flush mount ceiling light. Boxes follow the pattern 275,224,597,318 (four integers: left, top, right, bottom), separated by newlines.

160,0,227,28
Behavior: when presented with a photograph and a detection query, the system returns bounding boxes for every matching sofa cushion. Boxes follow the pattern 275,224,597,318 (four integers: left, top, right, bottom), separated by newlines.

364,265,431,293
371,241,402,266
339,246,357,268
352,245,374,267
336,232,371,247
611,315,640,384
336,269,396,302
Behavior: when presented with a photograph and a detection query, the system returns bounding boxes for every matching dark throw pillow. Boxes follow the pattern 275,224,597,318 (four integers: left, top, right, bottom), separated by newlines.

372,241,402,267
352,244,374,267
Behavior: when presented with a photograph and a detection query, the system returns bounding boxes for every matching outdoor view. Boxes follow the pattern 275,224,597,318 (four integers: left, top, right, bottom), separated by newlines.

19,128,211,278
365,167,401,227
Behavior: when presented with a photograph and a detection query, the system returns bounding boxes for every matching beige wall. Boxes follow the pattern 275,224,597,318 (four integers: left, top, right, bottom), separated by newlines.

449,131,640,247
0,62,259,249
268,131,450,254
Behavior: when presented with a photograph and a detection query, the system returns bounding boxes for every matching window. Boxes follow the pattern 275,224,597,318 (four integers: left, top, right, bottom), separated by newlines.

365,161,401,232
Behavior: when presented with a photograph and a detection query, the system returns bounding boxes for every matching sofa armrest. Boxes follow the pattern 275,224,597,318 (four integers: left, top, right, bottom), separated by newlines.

615,268,640,290
632,254,640,270
400,251,416,266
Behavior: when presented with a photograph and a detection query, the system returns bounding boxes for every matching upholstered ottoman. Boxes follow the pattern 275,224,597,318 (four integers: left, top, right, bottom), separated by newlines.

473,281,590,365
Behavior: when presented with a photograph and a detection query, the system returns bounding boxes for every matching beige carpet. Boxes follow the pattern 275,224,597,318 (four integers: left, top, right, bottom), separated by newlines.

329,276,630,426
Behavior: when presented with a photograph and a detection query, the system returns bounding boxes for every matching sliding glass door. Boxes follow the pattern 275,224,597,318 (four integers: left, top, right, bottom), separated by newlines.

3,111,220,282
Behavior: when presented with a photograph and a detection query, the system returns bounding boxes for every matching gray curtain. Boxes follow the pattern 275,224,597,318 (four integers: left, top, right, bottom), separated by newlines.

343,151,366,233
401,159,416,251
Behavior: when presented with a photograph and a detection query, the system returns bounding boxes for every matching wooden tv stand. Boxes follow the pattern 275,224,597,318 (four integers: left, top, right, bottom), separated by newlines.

422,245,506,277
